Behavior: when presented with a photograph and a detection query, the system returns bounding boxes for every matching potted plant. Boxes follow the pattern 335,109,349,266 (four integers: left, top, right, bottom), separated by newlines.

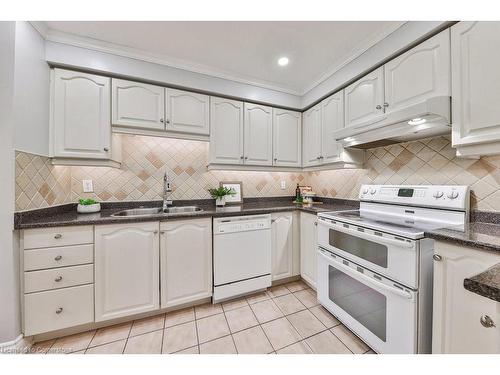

77,198,101,214
208,186,236,207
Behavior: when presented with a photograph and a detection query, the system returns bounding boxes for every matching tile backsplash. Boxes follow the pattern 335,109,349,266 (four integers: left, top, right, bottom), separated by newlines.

15,134,500,212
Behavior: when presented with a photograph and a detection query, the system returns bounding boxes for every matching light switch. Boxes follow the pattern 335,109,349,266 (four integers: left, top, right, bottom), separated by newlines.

280,180,286,190
82,180,94,193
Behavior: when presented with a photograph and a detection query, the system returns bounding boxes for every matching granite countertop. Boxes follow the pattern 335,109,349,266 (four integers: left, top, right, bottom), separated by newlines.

425,222,500,253
464,263,500,303
14,197,359,230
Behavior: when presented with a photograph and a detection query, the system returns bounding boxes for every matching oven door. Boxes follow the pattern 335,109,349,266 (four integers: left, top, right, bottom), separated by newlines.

317,217,418,288
317,247,418,354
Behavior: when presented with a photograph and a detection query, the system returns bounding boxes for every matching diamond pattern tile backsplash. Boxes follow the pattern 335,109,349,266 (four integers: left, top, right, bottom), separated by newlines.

15,134,500,212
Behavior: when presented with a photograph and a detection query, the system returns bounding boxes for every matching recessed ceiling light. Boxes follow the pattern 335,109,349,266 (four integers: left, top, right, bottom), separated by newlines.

278,57,289,66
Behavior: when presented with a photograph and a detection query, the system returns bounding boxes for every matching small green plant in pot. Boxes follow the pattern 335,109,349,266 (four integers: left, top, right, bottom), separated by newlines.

208,186,236,207
77,198,101,214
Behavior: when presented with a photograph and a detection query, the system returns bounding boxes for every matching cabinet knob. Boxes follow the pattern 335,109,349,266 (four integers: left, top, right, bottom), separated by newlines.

383,102,389,107
54,234,62,239
153,230,159,234
480,315,496,328
54,276,63,282
166,119,170,124
274,158,277,162
240,156,244,159
160,231,165,235
160,118,164,123
244,156,248,160
376,105,382,110
55,307,63,314
432,254,442,261
103,147,109,152
54,255,62,261
314,221,318,226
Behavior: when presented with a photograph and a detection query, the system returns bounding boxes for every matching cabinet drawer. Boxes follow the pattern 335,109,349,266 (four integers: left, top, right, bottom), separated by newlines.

24,284,94,336
23,226,93,249
24,244,93,271
24,264,94,293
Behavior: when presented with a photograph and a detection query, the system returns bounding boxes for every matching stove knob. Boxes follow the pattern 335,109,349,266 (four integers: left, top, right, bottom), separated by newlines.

447,191,459,199
370,188,377,195
362,188,369,194
433,191,444,199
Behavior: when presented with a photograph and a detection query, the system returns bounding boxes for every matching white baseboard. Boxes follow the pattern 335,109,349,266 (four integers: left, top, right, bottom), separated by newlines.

0,334,32,354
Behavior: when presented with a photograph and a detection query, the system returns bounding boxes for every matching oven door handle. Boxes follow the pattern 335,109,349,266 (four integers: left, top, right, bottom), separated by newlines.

319,219,415,249
318,249,414,300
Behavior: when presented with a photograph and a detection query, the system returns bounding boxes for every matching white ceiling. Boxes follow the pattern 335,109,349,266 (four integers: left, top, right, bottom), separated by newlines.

41,21,405,95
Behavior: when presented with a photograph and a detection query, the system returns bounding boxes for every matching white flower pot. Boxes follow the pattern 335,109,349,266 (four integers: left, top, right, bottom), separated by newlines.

216,197,226,207
77,203,101,214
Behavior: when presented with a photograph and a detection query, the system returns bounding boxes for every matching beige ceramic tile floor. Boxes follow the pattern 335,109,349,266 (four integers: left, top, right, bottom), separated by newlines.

30,280,375,355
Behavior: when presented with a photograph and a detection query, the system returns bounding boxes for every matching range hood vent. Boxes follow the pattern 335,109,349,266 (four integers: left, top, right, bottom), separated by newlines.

334,96,451,149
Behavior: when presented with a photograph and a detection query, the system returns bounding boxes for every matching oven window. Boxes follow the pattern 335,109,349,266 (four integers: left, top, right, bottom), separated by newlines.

329,229,388,268
328,265,387,342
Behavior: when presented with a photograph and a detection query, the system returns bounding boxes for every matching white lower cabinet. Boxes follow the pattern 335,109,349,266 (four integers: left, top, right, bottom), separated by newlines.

432,241,500,353
300,212,318,288
160,218,212,308
271,212,296,281
94,222,160,322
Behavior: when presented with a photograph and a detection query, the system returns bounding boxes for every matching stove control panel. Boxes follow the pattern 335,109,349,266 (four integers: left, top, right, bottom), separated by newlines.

359,185,470,210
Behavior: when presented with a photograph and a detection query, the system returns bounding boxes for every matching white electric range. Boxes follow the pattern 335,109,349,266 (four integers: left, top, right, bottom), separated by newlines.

316,184,470,354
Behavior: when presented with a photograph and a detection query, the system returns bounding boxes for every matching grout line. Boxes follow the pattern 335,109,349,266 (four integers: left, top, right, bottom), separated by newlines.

83,329,98,354
121,322,133,354
221,308,239,354
160,313,166,354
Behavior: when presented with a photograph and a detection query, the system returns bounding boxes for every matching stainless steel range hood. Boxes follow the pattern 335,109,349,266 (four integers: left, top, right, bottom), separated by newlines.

333,96,451,149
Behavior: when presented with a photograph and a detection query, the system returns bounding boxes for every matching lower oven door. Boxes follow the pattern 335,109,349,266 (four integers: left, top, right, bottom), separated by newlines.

317,217,418,288
317,247,418,354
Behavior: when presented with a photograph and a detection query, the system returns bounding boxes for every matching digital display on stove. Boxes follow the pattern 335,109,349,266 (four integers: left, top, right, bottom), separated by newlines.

398,188,414,197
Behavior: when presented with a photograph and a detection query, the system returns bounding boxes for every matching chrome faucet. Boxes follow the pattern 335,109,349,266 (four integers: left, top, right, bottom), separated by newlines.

163,172,173,211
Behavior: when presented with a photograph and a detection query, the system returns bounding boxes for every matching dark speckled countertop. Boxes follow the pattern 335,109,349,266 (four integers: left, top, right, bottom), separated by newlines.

464,263,500,302
14,197,359,230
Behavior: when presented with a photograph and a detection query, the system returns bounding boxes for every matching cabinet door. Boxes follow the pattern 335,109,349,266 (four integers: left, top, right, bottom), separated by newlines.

273,109,301,167
95,222,159,322
451,22,500,150
52,69,111,159
111,79,165,130
300,212,317,288
160,218,212,308
385,30,450,113
321,91,344,164
166,88,209,135
344,67,384,128
271,212,294,281
302,103,322,167
243,103,273,166
209,97,244,164
432,241,500,353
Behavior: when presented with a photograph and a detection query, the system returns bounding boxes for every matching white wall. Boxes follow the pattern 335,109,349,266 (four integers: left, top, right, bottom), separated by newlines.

45,41,303,109
0,21,21,344
13,22,50,156
301,21,451,108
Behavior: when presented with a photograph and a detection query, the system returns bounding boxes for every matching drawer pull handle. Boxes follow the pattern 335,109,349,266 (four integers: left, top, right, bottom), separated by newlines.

55,276,63,282
54,255,62,261
54,234,62,239
55,308,63,314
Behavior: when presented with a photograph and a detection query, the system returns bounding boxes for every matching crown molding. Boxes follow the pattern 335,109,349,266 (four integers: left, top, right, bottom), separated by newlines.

36,25,303,96
301,21,407,95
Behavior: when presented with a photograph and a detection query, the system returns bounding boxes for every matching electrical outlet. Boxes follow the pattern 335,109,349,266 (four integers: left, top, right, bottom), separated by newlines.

280,180,286,190
82,180,94,193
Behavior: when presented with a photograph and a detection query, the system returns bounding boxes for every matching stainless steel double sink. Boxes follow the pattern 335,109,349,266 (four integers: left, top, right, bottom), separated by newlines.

111,206,203,217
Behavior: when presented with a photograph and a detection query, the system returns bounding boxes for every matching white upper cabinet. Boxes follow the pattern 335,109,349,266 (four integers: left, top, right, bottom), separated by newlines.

209,97,244,165
243,103,273,166
321,91,344,163
94,222,159,322
160,218,212,309
52,69,111,160
384,30,450,113
111,79,165,131
344,67,385,128
165,88,210,135
302,103,322,167
273,109,302,167
451,22,500,156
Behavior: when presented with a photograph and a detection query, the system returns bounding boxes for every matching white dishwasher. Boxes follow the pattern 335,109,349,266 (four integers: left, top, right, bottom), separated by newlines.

213,214,272,303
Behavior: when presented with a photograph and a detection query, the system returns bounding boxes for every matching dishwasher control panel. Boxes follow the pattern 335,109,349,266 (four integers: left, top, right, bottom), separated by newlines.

214,214,271,234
